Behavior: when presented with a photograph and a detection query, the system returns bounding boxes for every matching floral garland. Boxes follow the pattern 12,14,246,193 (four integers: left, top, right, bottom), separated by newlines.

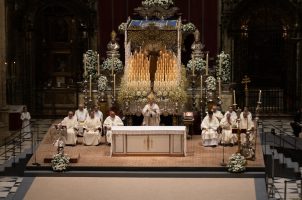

227,153,247,173
101,57,123,73
216,51,231,83
51,153,70,172
84,50,98,78
205,76,216,91
118,22,127,33
142,0,174,8
187,58,206,72
181,23,196,33
97,75,108,92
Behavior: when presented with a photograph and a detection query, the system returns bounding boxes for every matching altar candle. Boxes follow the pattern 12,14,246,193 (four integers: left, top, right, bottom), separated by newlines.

206,53,209,75
97,53,100,75
258,90,262,102
233,90,236,105
113,74,116,98
200,75,203,99
89,75,92,98
219,55,222,76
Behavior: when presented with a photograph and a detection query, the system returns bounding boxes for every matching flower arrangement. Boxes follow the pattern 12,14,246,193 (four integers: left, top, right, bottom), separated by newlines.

97,75,108,91
51,153,70,172
101,57,123,73
84,50,98,78
142,0,174,8
205,76,216,91
187,58,206,72
118,22,127,33
227,153,247,173
181,23,196,33
216,51,231,83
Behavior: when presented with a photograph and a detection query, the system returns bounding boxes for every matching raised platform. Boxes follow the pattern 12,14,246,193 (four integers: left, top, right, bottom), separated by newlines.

26,124,265,177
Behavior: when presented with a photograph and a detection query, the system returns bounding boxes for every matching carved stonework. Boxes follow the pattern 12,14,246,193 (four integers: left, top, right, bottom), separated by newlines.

106,31,120,58
134,5,179,20
191,29,205,59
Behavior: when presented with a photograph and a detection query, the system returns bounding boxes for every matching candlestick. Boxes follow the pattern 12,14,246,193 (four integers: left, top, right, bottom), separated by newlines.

219,55,222,76
218,77,221,98
200,75,203,99
84,54,87,75
111,55,114,76
113,74,116,98
97,53,100,75
192,62,195,76
258,90,262,102
89,75,92,98
206,53,209,75
233,90,236,105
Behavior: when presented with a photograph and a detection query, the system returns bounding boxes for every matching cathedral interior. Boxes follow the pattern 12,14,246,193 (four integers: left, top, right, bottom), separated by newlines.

0,0,302,199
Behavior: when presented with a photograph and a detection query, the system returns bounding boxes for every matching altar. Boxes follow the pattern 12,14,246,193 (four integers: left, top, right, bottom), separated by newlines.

111,126,186,156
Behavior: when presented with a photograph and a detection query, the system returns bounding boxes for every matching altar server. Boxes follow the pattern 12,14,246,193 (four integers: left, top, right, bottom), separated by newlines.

83,111,102,146
240,106,252,120
75,104,88,136
103,109,124,144
142,93,160,126
20,106,31,138
239,111,255,143
224,106,237,121
201,111,220,147
220,113,237,146
60,111,77,145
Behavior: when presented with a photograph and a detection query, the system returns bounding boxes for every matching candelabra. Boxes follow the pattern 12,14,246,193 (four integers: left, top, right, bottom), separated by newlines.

191,74,197,111
82,78,89,108
235,107,242,153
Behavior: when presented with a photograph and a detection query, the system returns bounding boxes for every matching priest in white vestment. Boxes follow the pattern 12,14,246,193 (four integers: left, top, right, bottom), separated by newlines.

103,110,124,144
142,93,160,126
224,106,237,121
201,111,220,147
83,111,102,146
240,106,252,120
60,111,77,145
94,105,103,123
220,113,238,146
239,111,255,144
20,106,31,138
75,104,88,136
211,104,223,121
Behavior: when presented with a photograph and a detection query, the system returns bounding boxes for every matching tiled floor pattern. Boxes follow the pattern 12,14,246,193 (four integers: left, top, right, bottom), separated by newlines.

0,119,53,199
268,177,302,200
0,177,23,199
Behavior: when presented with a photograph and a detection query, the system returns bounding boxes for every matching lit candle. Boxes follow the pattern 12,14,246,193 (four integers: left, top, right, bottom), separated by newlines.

200,75,203,99
233,90,236,105
97,53,100,75
113,74,116,98
258,90,262,102
206,53,209,75
89,75,92,98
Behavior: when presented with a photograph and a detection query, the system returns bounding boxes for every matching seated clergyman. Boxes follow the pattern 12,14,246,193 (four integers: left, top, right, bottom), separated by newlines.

224,106,237,121
103,109,124,145
240,106,252,120
83,111,102,146
220,113,238,146
142,92,160,126
201,111,219,147
211,104,224,121
60,111,78,145
75,104,88,136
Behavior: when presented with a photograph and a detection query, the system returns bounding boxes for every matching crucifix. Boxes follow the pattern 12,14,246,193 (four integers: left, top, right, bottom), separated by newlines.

241,75,251,107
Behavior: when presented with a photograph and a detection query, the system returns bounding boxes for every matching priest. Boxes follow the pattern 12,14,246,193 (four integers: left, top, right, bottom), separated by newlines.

103,109,124,145
201,111,220,147
60,111,77,145
220,113,237,146
142,93,160,126
75,104,88,136
83,111,102,146
211,104,224,121
240,106,252,120
224,106,237,121
239,111,255,143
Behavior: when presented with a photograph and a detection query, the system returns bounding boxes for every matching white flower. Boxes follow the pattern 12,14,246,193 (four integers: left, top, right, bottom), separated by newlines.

97,76,108,91
51,153,70,172
84,50,98,78
205,76,216,91
227,153,246,173
118,22,127,33
181,23,196,32
187,58,206,72
216,51,231,83
142,0,174,8
102,57,123,72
